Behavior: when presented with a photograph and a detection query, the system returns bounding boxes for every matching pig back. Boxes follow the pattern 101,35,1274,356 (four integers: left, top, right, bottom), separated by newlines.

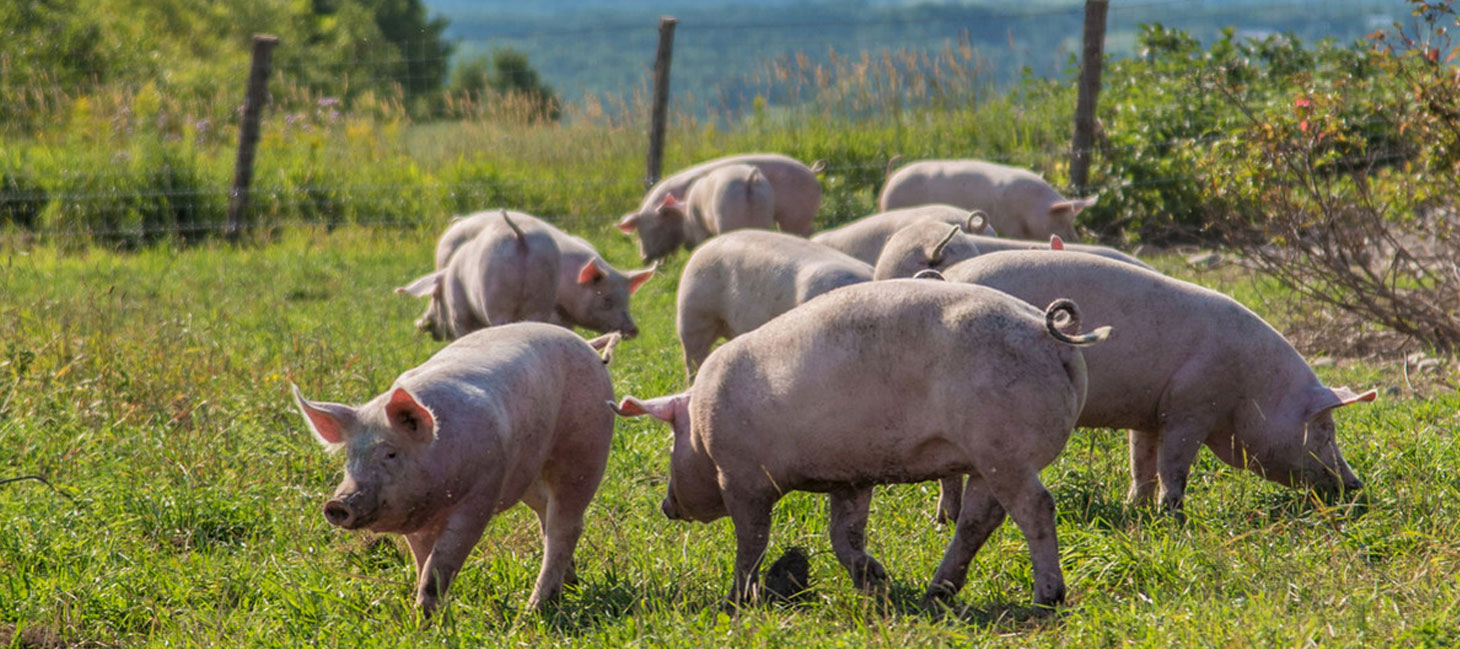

396,323,614,470
811,204,977,264
942,251,1294,431
691,280,1085,489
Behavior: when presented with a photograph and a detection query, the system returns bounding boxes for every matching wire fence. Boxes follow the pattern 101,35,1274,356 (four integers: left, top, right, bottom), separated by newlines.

0,0,1427,243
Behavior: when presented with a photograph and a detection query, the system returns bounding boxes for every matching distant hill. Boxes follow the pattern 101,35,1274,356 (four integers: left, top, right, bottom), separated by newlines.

429,0,1404,112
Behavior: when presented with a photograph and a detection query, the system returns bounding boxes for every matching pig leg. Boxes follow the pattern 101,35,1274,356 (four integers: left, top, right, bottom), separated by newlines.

724,492,776,607
827,486,888,592
1126,429,1160,506
1155,419,1215,518
983,469,1065,607
924,477,1007,608
677,311,722,382
935,476,964,525
524,482,593,611
405,519,445,576
521,481,577,587
413,499,497,615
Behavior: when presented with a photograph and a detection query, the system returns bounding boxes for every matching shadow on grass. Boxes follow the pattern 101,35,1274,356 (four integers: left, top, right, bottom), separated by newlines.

830,580,1067,632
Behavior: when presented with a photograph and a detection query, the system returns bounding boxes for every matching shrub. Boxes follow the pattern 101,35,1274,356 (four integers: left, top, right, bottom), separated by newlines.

1198,0,1460,351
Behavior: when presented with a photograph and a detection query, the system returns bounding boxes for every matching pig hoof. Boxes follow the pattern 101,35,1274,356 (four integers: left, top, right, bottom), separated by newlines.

851,559,890,594
1034,585,1067,610
920,582,958,611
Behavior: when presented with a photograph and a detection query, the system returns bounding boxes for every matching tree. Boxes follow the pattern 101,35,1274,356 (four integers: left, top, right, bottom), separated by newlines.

447,48,561,122
489,48,561,121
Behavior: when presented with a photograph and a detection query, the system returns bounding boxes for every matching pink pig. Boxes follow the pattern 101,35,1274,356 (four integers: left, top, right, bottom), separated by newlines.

613,280,1110,608
937,250,1375,518
291,323,615,614
617,153,823,262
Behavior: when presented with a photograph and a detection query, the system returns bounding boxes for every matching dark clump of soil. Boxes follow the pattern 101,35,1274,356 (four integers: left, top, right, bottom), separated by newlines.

762,546,812,602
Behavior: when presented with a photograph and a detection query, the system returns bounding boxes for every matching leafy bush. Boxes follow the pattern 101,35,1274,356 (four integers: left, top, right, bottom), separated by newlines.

1197,0,1460,351
1089,24,1385,243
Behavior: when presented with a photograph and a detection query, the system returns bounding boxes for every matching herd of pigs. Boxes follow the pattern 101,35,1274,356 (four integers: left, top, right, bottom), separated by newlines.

289,153,1376,616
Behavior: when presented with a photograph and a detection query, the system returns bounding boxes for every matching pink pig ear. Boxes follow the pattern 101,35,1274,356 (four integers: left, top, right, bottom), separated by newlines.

627,263,657,294
292,383,356,447
1049,234,1065,250
1306,385,1378,420
616,214,638,234
657,193,685,216
385,387,436,444
578,260,606,285
608,394,683,423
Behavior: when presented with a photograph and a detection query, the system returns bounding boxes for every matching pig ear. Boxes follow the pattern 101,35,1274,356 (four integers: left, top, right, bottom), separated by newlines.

1305,385,1378,420
608,394,685,424
1051,196,1098,218
657,193,686,217
292,383,356,448
396,271,443,298
627,263,657,294
385,387,436,444
577,259,607,285
1049,234,1065,250
616,213,639,234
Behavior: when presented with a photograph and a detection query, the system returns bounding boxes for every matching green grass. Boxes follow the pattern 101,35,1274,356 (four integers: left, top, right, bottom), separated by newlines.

1,227,1457,648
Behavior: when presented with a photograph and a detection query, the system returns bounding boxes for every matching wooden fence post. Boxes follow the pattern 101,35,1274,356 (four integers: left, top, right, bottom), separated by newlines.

1069,0,1108,194
645,17,678,190
227,34,279,242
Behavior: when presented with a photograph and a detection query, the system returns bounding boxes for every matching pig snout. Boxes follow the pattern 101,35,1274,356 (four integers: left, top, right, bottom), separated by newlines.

620,322,640,340
661,496,684,521
322,499,357,528
322,494,374,530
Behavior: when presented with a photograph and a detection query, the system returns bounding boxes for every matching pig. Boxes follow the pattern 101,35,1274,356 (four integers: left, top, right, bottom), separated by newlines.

394,211,560,340
878,159,1098,241
616,153,824,261
809,204,994,265
937,250,1374,518
610,280,1111,608
873,221,1152,280
400,210,656,340
675,229,872,380
677,163,776,249
290,322,616,614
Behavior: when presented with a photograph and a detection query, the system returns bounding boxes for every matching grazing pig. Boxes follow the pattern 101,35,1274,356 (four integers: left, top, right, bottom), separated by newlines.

878,159,1097,241
616,153,823,261
611,280,1111,608
291,323,616,614
874,221,1151,280
400,210,656,340
676,229,872,380
678,163,776,249
939,251,1374,517
810,204,994,265
395,211,560,340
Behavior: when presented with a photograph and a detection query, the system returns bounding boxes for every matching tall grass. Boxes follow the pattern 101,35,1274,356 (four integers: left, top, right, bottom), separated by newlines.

0,37,1078,247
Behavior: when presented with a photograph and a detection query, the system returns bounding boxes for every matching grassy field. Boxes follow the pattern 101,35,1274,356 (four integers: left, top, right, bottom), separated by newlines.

1,223,1457,648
